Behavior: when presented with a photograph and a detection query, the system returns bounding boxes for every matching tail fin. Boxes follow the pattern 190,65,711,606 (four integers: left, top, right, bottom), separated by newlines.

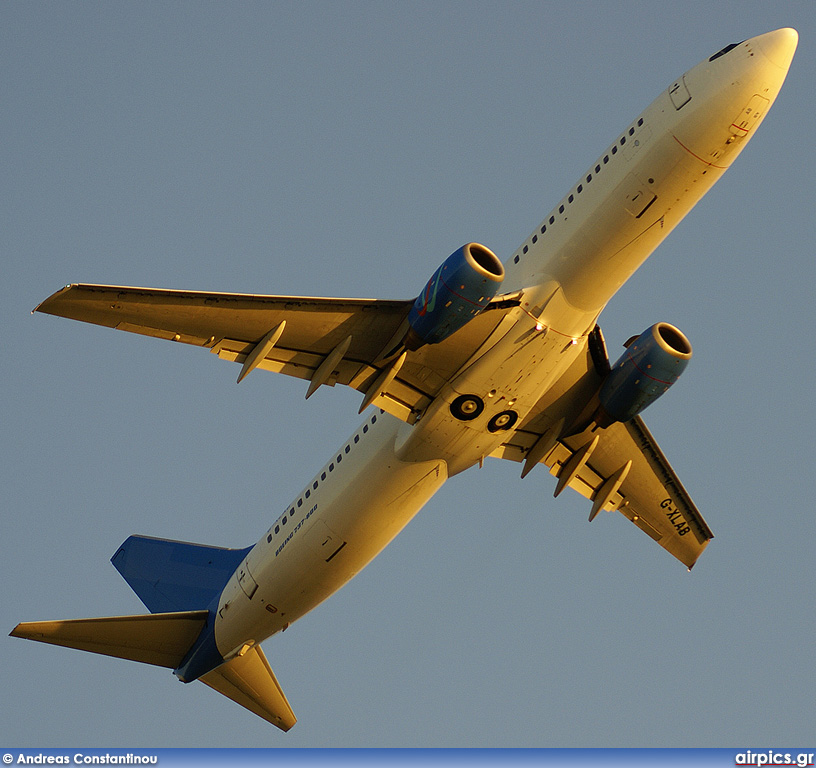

11,534,298,731
111,535,251,614
10,612,297,731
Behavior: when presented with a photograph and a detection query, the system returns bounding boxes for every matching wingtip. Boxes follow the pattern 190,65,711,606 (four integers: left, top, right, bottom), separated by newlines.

33,284,74,315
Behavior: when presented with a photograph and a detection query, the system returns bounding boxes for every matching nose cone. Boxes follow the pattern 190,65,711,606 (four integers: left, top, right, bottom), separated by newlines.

752,27,798,71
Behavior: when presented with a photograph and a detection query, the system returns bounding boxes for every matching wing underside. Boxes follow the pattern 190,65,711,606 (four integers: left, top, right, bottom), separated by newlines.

494,415,712,568
35,283,509,424
485,326,712,568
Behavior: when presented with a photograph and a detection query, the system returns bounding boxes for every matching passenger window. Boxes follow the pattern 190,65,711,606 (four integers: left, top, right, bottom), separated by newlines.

514,255,519,263
313,481,318,490
549,216,555,225
321,472,326,481
282,516,287,525
297,498,303,507
305,490,310,499
329,462,334,471
275,525,280,534
523,245,528,254
363,426,368,434
345,445,350,453
532,235,537,244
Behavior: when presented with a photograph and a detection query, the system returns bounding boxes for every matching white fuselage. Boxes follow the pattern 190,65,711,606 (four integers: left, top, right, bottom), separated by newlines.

213,29,796,657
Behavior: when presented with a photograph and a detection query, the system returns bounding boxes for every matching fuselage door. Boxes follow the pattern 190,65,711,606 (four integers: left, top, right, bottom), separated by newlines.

668,76,691,109
731,94,770,137
303,520,347,563
620,173,657,218
237,561,259,599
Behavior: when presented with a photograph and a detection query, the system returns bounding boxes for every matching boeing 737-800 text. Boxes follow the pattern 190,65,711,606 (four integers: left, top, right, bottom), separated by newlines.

12,28,798,730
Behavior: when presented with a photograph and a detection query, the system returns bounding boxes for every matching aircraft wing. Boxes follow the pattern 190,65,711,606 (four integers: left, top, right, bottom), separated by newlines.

492,414,713,568
490,330,713,569
35,283,509,424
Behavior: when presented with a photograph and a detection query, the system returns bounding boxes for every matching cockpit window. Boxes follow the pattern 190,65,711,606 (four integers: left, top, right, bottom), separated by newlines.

709,41,744,62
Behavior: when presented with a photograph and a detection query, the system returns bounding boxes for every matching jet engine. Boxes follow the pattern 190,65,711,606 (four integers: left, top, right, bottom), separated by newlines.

597,322,692,426
405,243,504,349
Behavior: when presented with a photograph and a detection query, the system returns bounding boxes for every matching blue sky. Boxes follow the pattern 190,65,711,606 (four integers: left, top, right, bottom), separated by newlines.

3,0,815,748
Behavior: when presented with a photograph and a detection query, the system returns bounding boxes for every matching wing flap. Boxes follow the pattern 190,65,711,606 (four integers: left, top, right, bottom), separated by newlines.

213,338,430,423
213,337,332,382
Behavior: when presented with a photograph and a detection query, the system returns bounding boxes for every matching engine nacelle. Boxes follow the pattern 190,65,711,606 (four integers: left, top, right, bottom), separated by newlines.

405,243,504,349
597,322,692,426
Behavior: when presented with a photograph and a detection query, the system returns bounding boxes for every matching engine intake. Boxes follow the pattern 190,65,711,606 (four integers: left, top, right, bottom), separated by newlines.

597,322,692,426
406,243,504,349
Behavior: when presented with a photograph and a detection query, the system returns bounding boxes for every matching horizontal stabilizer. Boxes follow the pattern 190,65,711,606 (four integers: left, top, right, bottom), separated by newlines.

200,644,296,731
10,611,208,668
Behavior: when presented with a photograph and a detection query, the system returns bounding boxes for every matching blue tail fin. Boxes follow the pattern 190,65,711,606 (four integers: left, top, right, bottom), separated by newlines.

111,535,251,613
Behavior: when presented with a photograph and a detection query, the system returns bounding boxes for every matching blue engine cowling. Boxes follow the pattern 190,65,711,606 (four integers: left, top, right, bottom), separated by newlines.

405,243,504,349
597,322,692,426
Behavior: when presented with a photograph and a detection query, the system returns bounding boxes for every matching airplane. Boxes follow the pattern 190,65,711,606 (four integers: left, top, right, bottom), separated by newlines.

12,28,797,731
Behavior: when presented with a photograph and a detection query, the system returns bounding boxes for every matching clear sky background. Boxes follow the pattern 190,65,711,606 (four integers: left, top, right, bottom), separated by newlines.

3,0,815,748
